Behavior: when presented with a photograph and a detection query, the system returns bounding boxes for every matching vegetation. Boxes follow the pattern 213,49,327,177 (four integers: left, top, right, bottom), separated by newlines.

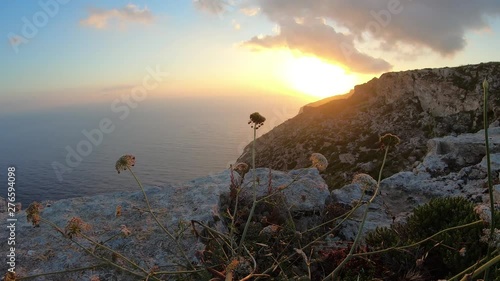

366,197,495,280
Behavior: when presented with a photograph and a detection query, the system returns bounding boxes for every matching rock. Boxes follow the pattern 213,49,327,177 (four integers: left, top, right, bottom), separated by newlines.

417,127,500,176
339,153,356,164
0,168,328,280
330,127,500,240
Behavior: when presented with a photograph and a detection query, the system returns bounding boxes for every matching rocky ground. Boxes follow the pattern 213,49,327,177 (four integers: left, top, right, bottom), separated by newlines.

0,168,329,280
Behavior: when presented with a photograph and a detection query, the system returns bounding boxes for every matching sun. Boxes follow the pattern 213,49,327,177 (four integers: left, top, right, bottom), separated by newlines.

285,56,357,99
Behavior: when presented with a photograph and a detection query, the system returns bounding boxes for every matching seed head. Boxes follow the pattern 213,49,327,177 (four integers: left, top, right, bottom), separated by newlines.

379,133,400,148
249,112,266,129
4,272,16,281
115,155,136,174
65,217,90,239
352,173,377,189
483,78,489,92
121,224,132,237
233,162,250,176
480,228,500,250
116,205,122,217
26,202,42,227
310,153,328,172
459,247,466,257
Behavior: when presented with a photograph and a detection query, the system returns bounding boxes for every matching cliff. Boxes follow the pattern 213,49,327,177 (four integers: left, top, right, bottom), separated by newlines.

237,62,500,189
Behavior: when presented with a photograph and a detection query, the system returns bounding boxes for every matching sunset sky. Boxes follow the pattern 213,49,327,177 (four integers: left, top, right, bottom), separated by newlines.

2,0,500,113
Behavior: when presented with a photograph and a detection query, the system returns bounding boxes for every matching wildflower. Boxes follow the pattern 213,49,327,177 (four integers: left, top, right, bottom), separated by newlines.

352,173,377,194
65,217,90,239
310,153,328,172
259,224,280,236
233,162,249,176
248,112,266,129
480,228,500,250
415,258,424,268
115,205,122,217
120,224,132,237
352,173,377,188
4,272,16,281
26,202,42,227
115,155,136,174
379,133,401,148
474,205,491,223
459,247,467,257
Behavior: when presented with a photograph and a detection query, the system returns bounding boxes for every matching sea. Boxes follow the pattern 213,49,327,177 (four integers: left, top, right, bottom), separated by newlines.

0,95,310,206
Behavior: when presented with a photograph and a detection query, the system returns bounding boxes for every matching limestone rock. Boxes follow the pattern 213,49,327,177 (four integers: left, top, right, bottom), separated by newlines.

330,127,500,240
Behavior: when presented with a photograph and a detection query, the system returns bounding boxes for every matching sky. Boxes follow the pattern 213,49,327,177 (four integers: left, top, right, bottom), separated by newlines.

2,0,500,114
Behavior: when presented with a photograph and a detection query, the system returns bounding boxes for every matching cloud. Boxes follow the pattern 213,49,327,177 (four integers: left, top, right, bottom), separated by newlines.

193,0,233,15
100,85,135,95
241,18,392,73
240,6,260,16
80,4,153,29
237,0,500,73
253,0,500,56
232,19,241,30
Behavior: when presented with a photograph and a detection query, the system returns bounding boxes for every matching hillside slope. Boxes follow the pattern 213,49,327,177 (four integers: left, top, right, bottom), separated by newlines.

237,62,500,188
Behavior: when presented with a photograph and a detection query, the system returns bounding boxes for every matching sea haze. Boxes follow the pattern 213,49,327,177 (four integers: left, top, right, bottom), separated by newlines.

0,95,308,205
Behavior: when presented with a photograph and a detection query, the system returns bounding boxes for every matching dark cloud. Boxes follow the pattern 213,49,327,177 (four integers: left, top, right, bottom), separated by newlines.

254,0,500,56
240,0,500,72
241,18,392,73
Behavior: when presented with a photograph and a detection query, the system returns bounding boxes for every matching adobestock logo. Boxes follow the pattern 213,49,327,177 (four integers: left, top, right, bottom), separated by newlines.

51,65,169,182
7,0,71,54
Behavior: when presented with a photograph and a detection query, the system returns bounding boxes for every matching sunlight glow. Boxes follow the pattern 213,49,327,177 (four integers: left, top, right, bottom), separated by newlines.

285,56,356,99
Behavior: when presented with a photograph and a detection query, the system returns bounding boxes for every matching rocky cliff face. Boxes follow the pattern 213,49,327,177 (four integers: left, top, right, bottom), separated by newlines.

237,62,500,189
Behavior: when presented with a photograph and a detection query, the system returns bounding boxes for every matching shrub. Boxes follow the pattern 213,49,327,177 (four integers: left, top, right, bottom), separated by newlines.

365,197,489,279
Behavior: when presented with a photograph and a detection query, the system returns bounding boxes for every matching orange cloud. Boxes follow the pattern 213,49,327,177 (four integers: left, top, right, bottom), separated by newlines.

241,18,392,74
80,4,153,29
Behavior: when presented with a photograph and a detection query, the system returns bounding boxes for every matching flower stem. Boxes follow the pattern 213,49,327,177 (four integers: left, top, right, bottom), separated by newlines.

128,167,195,270
239,125,258,253
324,146,390,281
483,79,496,280
18,264,108,280
38,217,148,279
